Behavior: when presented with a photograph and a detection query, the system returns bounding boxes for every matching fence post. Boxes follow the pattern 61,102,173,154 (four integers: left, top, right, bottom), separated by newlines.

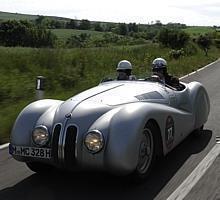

36,76,45,100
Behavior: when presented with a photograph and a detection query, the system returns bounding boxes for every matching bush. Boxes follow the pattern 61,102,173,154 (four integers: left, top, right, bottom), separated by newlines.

183,42,198,56
0,20,57,47
158,28,190,49
169,49,184,59
197,34,212,56
66,33,91,48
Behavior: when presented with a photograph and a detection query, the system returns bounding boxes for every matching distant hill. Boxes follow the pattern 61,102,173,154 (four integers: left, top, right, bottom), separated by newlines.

0,10,216,46
0,11,120,29
0,11,71,22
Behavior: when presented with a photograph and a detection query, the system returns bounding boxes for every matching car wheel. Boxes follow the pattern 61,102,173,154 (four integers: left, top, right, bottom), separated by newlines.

26,162,54,174
132,121,161,181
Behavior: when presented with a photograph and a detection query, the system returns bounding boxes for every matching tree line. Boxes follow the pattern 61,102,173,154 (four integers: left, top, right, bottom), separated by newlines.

0,17,218,56
0,20,56,47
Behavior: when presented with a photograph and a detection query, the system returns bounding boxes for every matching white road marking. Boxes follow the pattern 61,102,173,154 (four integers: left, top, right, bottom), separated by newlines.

167,143,220,200
180,59,220,80
0,143,9,150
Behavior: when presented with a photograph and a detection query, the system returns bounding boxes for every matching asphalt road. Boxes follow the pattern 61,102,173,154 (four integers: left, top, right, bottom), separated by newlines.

1,59,220,200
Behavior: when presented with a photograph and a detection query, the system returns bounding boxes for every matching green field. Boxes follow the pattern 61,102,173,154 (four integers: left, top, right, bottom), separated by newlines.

0,44,219,144
51,29,108,41
184,26,215,36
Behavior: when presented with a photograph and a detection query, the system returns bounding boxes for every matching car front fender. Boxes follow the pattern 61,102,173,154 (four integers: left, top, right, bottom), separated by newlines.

10,99,63,146
82,102,166,175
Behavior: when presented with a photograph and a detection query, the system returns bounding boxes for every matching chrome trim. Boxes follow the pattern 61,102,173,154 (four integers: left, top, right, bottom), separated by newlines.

58,121,66,162
52,123,62,139
58,119,79,163
60,118,68,161
75,125,79,158
61,123,79,162
51,123,62,161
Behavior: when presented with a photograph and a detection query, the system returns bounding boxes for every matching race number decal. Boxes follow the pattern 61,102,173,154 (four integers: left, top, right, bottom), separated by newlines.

165,116,175,149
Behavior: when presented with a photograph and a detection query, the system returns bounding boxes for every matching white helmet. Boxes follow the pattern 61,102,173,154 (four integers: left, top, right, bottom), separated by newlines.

116,60,132,71
152,58,167,69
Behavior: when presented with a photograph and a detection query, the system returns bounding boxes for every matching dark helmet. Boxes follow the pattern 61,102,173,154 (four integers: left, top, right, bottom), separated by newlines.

152,58,167,69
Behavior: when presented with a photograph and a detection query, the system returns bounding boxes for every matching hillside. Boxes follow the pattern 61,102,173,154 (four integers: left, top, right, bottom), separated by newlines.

0,11,70,22
0,11,215,39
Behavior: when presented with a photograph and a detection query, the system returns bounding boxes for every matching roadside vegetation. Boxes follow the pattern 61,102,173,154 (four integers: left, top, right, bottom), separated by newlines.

0,12,219,144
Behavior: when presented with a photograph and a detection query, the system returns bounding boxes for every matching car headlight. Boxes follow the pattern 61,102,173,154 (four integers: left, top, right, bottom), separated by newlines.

32,125,50,146
84,130,104,153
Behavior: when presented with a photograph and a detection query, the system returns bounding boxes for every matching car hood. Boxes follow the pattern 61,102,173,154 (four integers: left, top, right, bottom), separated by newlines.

53,81,167,122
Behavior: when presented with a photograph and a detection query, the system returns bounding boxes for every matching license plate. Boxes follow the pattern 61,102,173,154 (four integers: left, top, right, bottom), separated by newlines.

9,144,51,159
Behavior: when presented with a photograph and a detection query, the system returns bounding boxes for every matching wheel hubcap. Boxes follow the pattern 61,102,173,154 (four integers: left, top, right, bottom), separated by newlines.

137,128,153,174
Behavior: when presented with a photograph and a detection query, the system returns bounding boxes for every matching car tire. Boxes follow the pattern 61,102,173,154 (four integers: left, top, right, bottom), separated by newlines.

26,162,54,174
131,121,162,181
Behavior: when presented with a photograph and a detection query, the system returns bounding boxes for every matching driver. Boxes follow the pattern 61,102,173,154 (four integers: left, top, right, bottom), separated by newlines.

116,60,136,80
151,58,180,88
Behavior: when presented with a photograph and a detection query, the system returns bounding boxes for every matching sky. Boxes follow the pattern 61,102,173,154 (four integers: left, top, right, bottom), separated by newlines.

1,0,220,26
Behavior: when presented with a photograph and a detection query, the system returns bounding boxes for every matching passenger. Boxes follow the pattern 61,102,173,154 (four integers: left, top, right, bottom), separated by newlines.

151,58,180,89
116,60,136,80
100,60,136,83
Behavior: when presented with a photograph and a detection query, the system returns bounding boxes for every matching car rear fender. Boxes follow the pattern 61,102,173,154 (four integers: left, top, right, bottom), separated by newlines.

188,81,210,129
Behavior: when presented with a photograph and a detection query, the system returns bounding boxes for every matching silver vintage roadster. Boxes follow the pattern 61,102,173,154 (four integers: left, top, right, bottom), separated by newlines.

9,79,210,179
